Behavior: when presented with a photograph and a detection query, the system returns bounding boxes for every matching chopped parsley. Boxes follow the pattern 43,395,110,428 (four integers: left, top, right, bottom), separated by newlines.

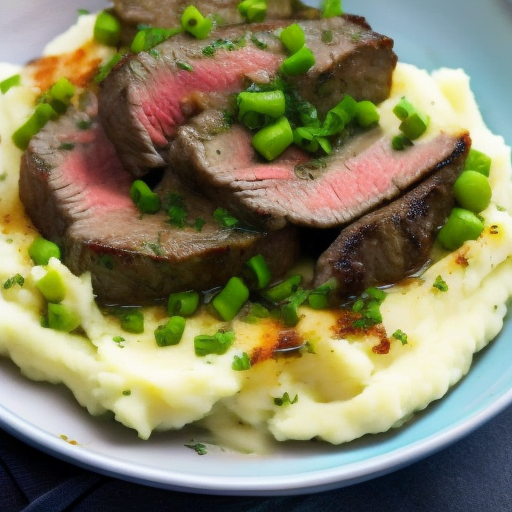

274,392,298,406
122,389,131,396
165,192,188,228
176,60,194,72
250,34,267,49
76,119,92,130
433,275,449,292
3,273,25,290
202,37,246,57
185,441,208,455
232,352,251,371
392,329,409,345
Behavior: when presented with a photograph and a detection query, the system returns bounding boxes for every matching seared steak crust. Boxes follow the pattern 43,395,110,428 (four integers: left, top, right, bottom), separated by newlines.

313,132,471,297
19,97,300,305
99,15,396,176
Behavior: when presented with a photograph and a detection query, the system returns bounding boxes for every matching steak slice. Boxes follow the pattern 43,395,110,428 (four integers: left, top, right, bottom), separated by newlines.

99,15,396,176
313,131,471,298
169,109,469,230
19,96,300,305
112,0,304,33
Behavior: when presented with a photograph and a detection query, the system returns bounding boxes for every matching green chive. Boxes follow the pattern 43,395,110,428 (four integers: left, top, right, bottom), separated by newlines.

94,11,121,47
212,277,249,321
167,290,199,317
28,237,61,266
252,116,293,161
130,180,161,214
154,316,186,346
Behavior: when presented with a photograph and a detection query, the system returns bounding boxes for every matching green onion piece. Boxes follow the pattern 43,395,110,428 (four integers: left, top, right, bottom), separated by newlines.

3,274,25,290
280,23,306,54
243,302,271,324
280,46,315,76
433,275,449,292
213,207,239,228
252,116,293,161
94,11,121,47
238,0,267,22
95,53,122,83
293,127,319,152
181,6,213,39
237,90,286,121
212,277,249,321
131,27,183,53
232,352,251,371
399,111,430,140
464,148,492,177
392,329,408,345
308,279,337,309
119,309,144,333
437,207,485,251
194,330,235,356
130,180,161,214
321,0,343,18
0,74,21,94
260,274,302,303
154,316,186,346
47,303,80,332
281,288,309,327
28,237,61,265
35,268,66,303
321,94,357,136
167,290,199,317
240,110,264,130
355,100,380,128
453,170,492,213
392,97,416,121
244,254,272,289
392,134,413,151
12,103,57,150
47,77,76,114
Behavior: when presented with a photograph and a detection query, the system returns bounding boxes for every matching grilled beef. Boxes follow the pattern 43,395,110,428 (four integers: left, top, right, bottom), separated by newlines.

169,109,469,230
313,131,471,297
19,96,300,305
99,15,396,176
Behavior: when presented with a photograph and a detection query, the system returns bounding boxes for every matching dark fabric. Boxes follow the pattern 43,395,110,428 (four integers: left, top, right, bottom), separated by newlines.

1,405,512,512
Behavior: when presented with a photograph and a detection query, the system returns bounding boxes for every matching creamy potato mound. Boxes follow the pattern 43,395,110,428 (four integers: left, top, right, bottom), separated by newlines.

1,15,512,450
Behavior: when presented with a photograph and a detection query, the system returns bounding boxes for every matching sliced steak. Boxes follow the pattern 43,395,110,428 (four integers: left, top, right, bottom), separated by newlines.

112,0,303,32
313,131,471,298
169,109,469,230
19,96,300,305
99,15,396,176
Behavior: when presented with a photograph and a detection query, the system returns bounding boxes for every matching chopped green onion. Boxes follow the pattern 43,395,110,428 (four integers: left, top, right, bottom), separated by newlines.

320,94,357,136
243,302,271,324
12,103,57,150
355,100,380,128
392,134,413,151
433,275,449,292
46,77,76,114
392,97,416,121
35,268,66,303
280,23,306,54
399,111,430,140
95,53,122,83
274,391,298,406
321,0,343,18
280,46,315,76
252,116,293,161
232,352,251,371
94,11,121,47
212,277,249,321
47,303,80,332
181,6,213,40
119,309,144,333
3,274,24,290
194,330,235,356
0,74,21,94
260,274,302,303
453,170,492,213
131,27,183,53
244,254,272,289
237,90,286,122
351,287,386,328
154,316,186,346
213,207,239,228
464,148,492,177
392,329,408,345
308,280,336,309
130,180,161,214
437,207,485,251
167,290,199,317
281,288,309,327
238,0,267,22
28,237,61,265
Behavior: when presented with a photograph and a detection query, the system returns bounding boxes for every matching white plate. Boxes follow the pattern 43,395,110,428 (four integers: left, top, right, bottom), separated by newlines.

1,0,512,496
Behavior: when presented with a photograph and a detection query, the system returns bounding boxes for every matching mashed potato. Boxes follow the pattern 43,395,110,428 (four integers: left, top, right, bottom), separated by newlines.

1,15,512,451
